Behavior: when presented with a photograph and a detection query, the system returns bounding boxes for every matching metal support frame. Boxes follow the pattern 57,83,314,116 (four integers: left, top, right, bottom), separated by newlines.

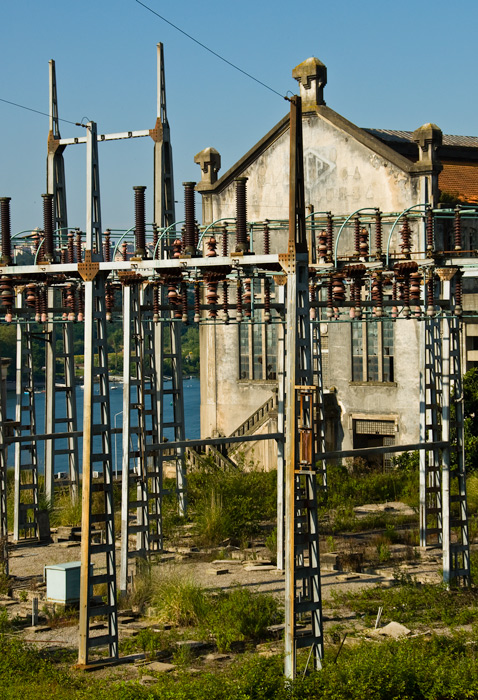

0,361,9,573
78,122,118,666
13,290,39,543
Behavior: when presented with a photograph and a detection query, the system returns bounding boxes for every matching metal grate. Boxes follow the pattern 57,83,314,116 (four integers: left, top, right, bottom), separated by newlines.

355,419,395,436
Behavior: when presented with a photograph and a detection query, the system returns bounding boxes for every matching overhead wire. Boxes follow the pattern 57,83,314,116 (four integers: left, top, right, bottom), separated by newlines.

0,97,84,128
134,0,287,101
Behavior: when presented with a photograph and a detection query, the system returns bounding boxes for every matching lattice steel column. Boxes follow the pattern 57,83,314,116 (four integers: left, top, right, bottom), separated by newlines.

13,290,39,543
78,122,118,665
283,95,323,680
0,359,9,573
311,322,327,490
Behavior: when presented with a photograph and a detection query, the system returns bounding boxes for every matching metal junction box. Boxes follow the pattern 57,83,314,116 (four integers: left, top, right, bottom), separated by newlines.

45,561,91,605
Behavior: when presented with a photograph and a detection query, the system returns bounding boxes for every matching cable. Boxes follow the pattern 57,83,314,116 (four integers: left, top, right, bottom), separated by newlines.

135,0,286,101
0,97,83,127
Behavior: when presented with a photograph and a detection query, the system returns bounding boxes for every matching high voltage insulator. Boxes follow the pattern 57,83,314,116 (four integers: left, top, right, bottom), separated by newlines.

454,206,462,252
183,182,196,256
133,186,147,259
359,227,369,259
181,282,188,323
0,197,12,265
263,220,270,256
426,271,435,317
103,229,111,262
399,216,412,257
235,177,248,254
354,216,360,257
455,271,463,316
426,206,434,255
42,193,55,262
264,278,271,323
371,271,383,317
194,282,200,324
222,280,229,324
221,224,228,257
75,229,82,262
326,212,333,260
243,278,252,317
0,277,13,322
236,277,243,323
317,229,327,261
309,279,316,321
375,209,382,258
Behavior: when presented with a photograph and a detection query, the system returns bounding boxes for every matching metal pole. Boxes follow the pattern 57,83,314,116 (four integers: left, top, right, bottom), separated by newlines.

442,281,451,584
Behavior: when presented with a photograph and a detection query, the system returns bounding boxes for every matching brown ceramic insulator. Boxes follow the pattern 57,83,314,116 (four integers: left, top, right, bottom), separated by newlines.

75,230,82,262
60,285,67,320
392,279,398,302
42,193,54,261
182,182,196,255
40,285,47,323
326,213,333,259
455,272,463,314
263,220,270,255
375,210,382,256
371,273,383,307
34,286,41,322
332,274,345,305
359,227,369,258
66,284,76,317
67,231,75,264
206,278,218,318
454,207,462,251
318,229,327,261
399,217,411,256
222,280,229,322
172,238,182,259
133,186,147,258
181,282,188,323
402,276,410,307
194,282,201,324
0,278,13,312
236,278,243,322
426,275,434,307
180,225,186,253
409,271,422,302
153,284,160,322
354,216,360,256
206,236,217,257
77,286,85,322
221,225,228,257
243,278,251,317
25,283,36,308
152,224,159,260
426,207,434,253
121,241,128,261
235,177,248,253
103,229,111,262
60,248,67,264
194,221,200,248
0,197,12,264
264,278,271,322
105,282,114,320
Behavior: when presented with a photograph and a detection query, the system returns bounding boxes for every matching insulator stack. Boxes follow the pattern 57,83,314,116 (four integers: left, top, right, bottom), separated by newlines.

33,230,43,263
410,271,422,316
194,282,200,324
353,278,362,319
206,277,219,318
172,238,182,259
455,272,463,316
194,222,199,248
103,229,111,262
167,279,180,315
181,282,188,323
375,210,382,258
105,282,114,321
236,278,243,323
399,217,412,257
152,224,159,260
42,193,55,262
264,278,271,323
318,229,327,261
40,285,47,323
68,231,75,263
153,284,160,323
133,186,147,259
62,285,68,319
392,278,398,318
371,272,383,317
235,177,248,253
454,207,462,251
66,284,76,321
332,274,345,307
354,216,360,257
221,225,228,257
326,213,333,260
0,277,13,322
121,242,128,261
222,280,229,323
34,287,41,323
426,272,435,317
326,277,334,320
359,227,369,259
77,286,85,322
205,236,217,257
263,220,270,255
183,182,196,256
60,248,67,264
75,229,82,262
243,278,252,317
426,207,434,255
25,284,36,308
309,280,316,321
0,197,12,265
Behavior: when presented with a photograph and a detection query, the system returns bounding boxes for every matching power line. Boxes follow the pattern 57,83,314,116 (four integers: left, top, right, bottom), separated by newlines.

0,97,82,127
134,0,287,101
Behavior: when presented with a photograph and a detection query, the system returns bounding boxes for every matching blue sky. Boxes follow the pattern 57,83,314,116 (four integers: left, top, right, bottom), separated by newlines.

1,0,477,234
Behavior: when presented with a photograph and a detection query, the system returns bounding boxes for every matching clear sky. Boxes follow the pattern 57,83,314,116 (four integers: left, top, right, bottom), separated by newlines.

1,0,477,235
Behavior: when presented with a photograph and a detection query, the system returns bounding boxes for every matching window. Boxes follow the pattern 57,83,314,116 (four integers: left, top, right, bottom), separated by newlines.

239,281,278,380
353,418,396,471
352,320,394,382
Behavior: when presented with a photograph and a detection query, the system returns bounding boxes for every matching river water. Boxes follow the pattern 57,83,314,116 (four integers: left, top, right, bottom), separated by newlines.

5,377,200,475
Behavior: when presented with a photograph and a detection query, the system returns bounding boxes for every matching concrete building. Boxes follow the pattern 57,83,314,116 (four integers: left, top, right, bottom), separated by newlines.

193,57,478,469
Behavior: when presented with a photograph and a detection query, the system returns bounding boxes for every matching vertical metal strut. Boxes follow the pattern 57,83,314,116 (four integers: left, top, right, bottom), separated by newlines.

420,315,442,547
283,95,323,680
78,122,118,665
13,290,39,543
0,360,9,573
311,322,327,489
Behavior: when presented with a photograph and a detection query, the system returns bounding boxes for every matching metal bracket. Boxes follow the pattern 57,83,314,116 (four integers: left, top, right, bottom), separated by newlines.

78,250,99,281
